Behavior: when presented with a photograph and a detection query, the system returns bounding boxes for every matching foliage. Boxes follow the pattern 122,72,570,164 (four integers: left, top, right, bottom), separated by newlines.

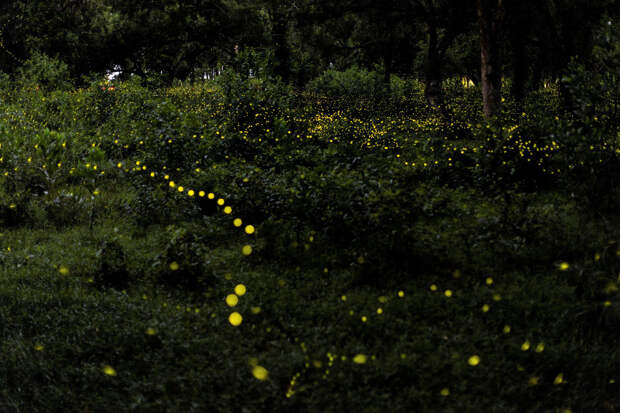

0,73,617,412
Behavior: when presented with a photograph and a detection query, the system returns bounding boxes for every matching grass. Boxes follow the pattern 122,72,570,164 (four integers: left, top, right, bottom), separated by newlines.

0,76,617,412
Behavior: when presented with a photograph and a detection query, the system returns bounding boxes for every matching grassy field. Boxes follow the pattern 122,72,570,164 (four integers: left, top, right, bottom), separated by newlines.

0,74,618,412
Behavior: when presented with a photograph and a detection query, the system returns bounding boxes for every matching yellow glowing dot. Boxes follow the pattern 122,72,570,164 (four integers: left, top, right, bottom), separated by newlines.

604,300,611,307
145,327,156,335
223,206,232,214
234,284,246,296
164,175,169,180
58,265,69,275
169,181,176,188
521,341,531,351
341,295,347,301
169,262,179,271
376,308,383,315
444,290,453,297
554,373,564,385
187,190,195,197
233,218,242,227
198,191,205,197
482,304,490,312
229,312,242,326
117,162,122,168
361,316,367,322
208,193,215,199
102,365,117,376
251,306,261,314
217,198,225,206
558,262,570,271
430,284,437,291
226,294,239,307
535,342,545,352
398,290,405,297
486,277,493,285
252,365,269,381
242,245,252,255
493,294,502,301
34,343,44,351
440,388,450,396
468,355,480,366
245,225,255,234
353,354,367,364
177,186,184,192
503,325,511,334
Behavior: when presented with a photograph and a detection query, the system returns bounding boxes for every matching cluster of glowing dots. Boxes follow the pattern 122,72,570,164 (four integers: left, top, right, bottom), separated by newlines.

113,154,265,378
227,283,247,326
226,284,269,380
117,158,257,256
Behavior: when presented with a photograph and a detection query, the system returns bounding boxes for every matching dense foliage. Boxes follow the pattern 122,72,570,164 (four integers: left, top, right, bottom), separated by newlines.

0,1,618,412
0,66,617,411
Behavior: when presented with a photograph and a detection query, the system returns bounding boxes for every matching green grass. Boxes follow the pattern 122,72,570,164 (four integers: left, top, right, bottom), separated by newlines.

0,77,617,412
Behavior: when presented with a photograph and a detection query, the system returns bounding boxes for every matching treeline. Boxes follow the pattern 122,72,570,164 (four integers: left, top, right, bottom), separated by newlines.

0,0,618,116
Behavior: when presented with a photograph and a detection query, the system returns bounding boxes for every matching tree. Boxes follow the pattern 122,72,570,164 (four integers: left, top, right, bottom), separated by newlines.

477,0,504,118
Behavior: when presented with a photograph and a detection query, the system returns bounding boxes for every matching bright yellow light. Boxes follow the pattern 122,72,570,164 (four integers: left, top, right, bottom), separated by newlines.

252,365,269,380
467,355,480,366
169,262,179,271
223,206,232,214
353,354,367,364
229,312,242,326
102,365,117,376
226,294,239,307
242,245,252,255
233,218,242,227
245,225,255,234
234,284,246,296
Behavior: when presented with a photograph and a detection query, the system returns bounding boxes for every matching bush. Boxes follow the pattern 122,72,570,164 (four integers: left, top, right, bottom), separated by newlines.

16,52,73,92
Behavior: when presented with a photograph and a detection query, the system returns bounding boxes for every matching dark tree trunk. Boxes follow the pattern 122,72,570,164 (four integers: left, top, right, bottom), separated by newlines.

424,21,443,109
477,0,504,118
510,28,528,104
272,15,290,83
383,44,393,92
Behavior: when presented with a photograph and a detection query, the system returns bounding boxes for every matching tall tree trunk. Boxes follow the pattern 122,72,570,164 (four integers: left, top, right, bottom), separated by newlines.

510,25,528,105
477,0,504,118
272,14,290,83
424,21,443,109
383,49,392,90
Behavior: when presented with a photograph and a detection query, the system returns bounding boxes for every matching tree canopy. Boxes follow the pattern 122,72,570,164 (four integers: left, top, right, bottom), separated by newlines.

0,0,617,115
